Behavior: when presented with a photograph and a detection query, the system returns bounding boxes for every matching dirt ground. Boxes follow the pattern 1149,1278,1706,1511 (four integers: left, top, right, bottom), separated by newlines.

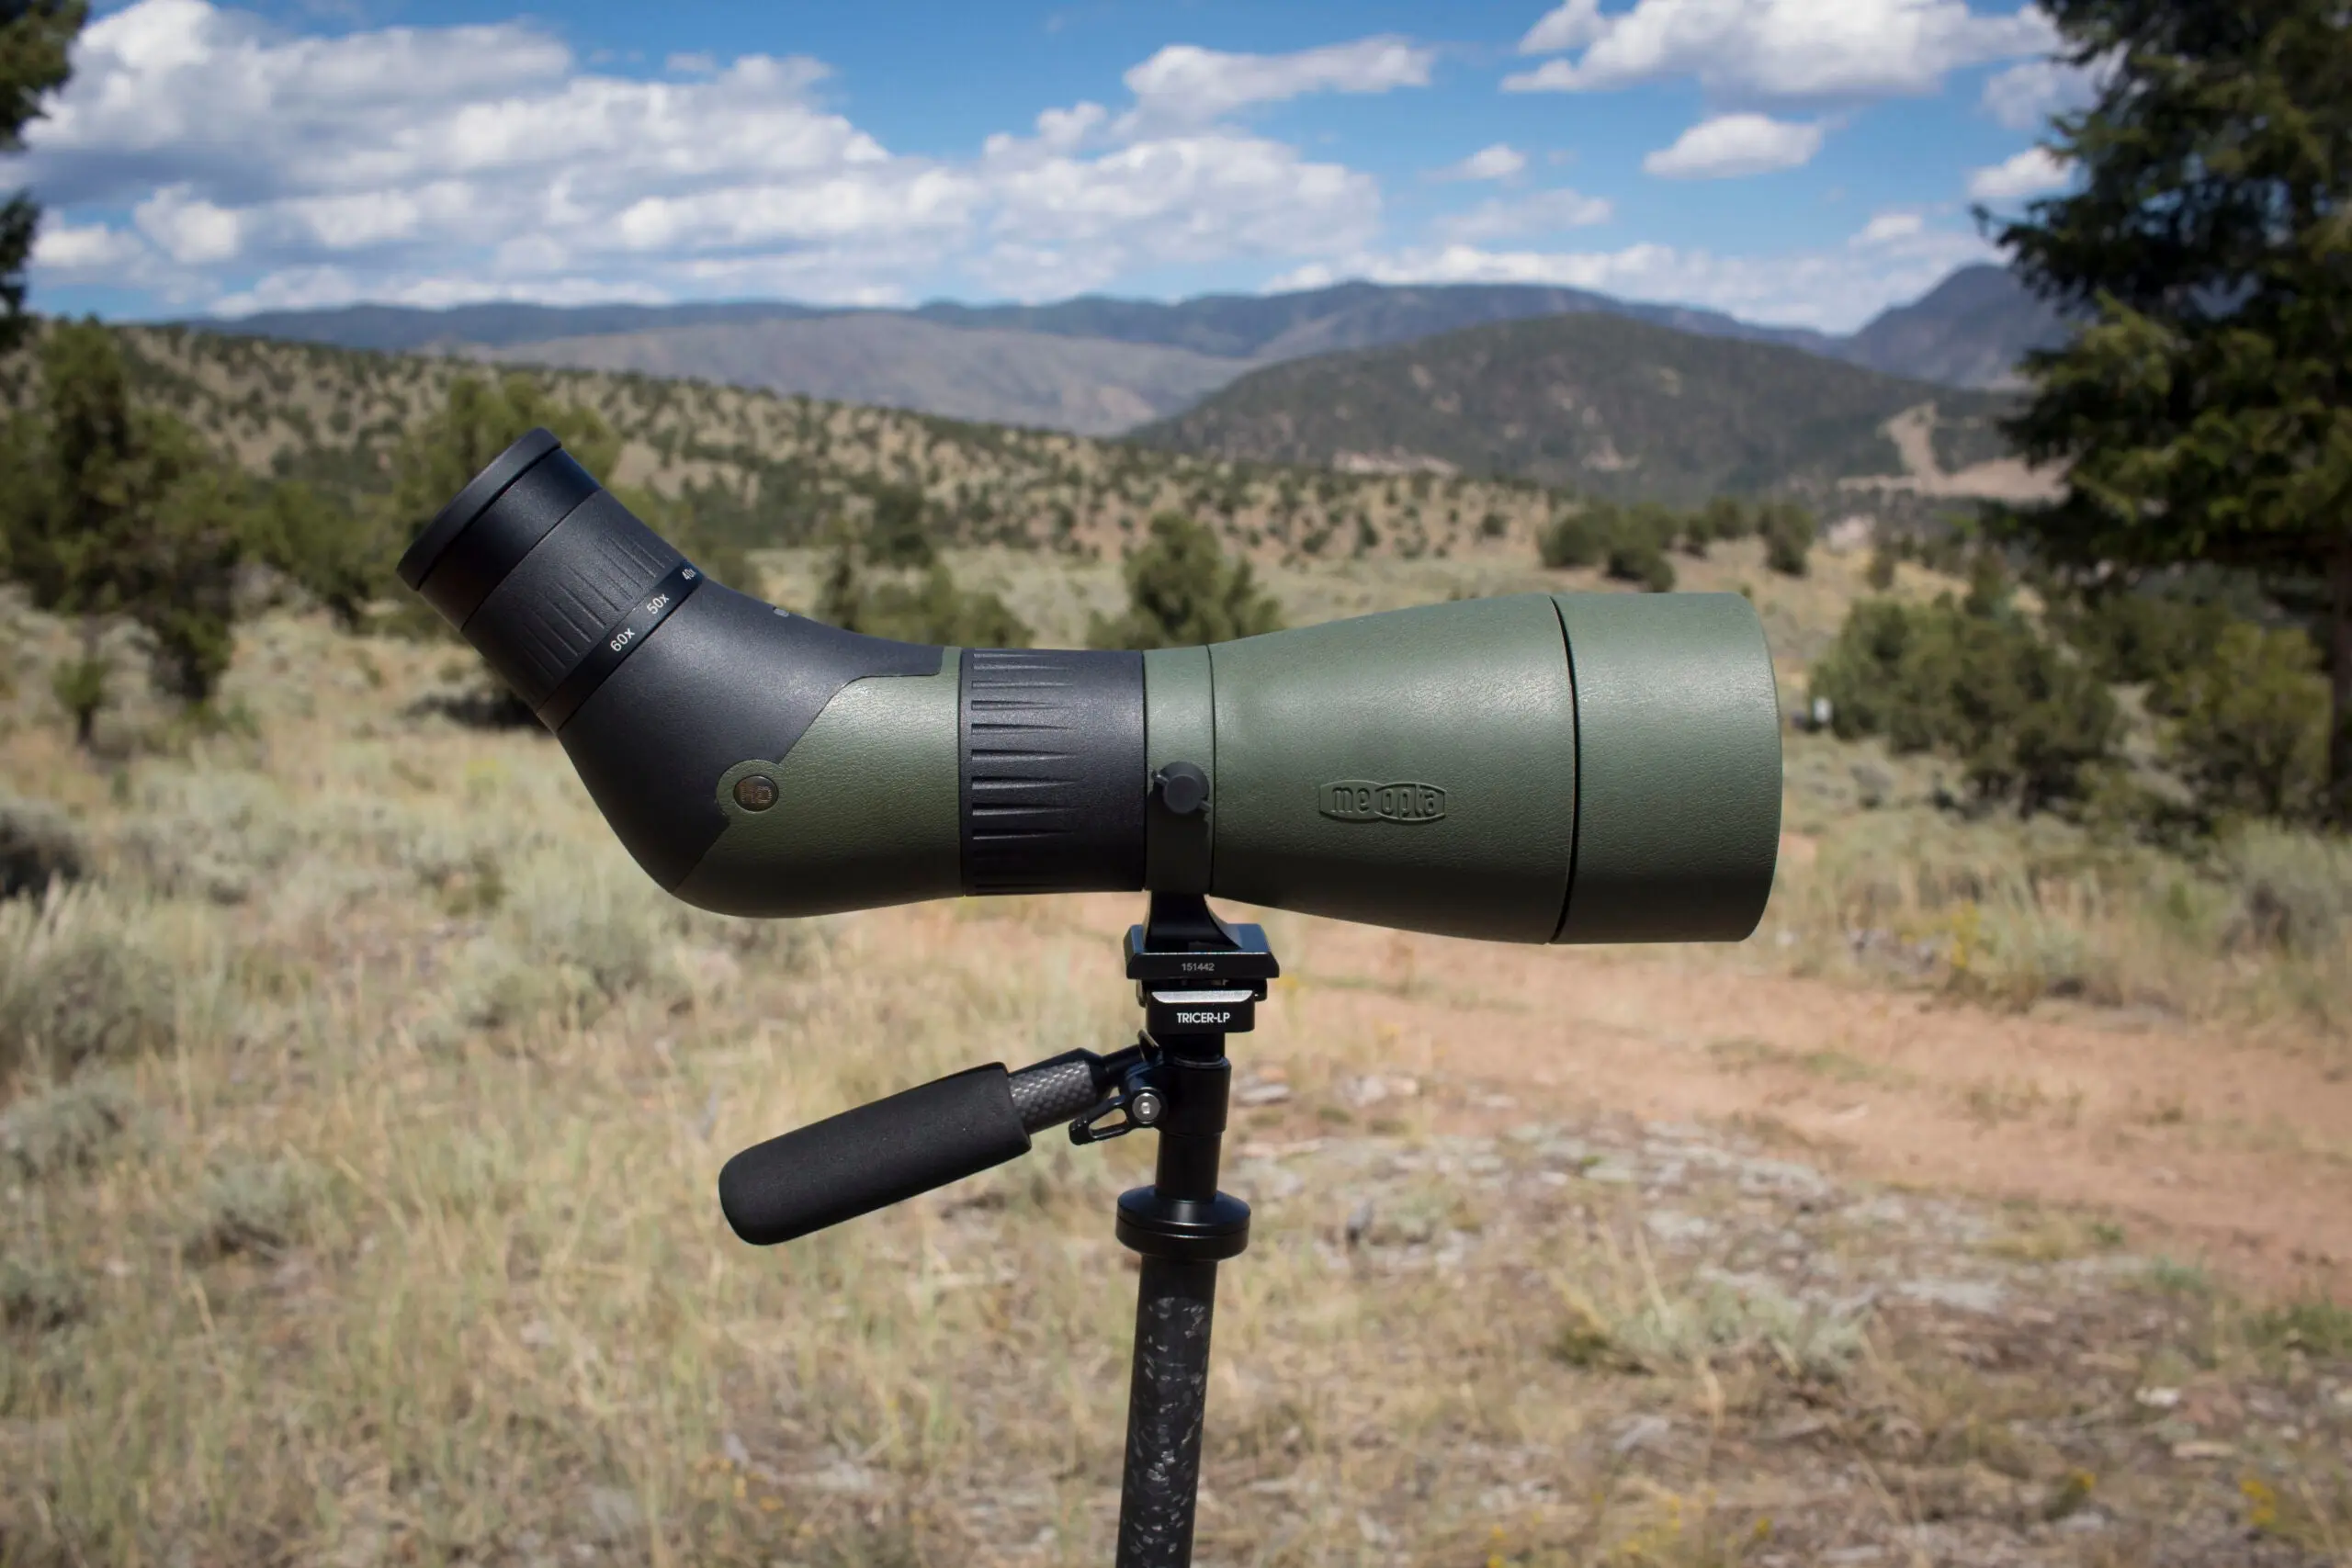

974,893,2352,1303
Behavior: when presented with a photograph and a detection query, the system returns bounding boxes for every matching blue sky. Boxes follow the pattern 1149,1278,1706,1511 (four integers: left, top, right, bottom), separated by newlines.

12,0,2089,332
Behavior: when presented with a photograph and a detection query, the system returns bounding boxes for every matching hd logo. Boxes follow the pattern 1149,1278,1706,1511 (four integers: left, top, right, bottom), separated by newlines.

1317,780,1447,825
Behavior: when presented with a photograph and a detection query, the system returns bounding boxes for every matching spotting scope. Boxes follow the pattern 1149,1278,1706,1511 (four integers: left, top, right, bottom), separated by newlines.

396,428,1781,943
401,428,1783,1567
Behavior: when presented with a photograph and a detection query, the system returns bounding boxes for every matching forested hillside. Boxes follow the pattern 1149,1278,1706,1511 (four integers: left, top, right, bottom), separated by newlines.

0,322,1572,568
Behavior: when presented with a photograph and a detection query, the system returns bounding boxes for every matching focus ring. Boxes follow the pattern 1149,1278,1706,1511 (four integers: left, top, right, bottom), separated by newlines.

959,648,1148,895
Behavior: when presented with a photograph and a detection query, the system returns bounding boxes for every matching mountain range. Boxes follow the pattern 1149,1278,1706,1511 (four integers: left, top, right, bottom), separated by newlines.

1131,310,2023,506
183,265,2069,437
1835,264,2070,390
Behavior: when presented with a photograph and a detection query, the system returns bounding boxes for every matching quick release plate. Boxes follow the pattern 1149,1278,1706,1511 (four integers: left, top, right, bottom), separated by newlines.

1124,910,1278,1038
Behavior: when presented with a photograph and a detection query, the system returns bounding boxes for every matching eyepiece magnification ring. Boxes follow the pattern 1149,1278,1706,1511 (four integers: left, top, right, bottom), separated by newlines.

394,426,691,728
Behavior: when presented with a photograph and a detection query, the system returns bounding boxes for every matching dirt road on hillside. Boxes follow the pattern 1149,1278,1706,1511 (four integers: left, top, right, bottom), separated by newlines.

948,897,2351,1300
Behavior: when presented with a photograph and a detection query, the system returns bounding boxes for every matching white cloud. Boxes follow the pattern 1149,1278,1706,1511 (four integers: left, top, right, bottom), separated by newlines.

1271,222,1999,333
1519,0,1607,54
1980,53,2104,130
1440,142,1528,181
29,218,147,271
20,0,1395,310
1505,0,2054,103
973,131,1382,298
607,168,979,254
1032,101,1109,153
1438,186,1612,242
28,0,575,190
1119,35,1433,129
208,265,675,316
1967,145,2069,199
130,183,243,263
1854,209,1925,244
1269,262,1340,291
1643,114,1824,179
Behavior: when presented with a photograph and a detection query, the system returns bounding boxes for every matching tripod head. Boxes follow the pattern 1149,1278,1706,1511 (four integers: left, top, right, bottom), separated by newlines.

717,892,1274,1250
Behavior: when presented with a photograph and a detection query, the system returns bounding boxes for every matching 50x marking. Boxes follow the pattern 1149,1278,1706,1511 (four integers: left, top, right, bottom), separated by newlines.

607,593,673,652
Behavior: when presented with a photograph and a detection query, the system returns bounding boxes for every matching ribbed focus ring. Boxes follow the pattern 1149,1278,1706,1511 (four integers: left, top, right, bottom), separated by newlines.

959,648,1148,895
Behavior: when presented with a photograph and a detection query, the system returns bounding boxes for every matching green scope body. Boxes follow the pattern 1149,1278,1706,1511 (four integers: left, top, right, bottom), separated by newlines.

398,429,1782,943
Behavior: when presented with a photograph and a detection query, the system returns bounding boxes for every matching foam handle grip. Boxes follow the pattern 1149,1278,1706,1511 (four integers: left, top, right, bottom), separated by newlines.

718,1065,1033,1246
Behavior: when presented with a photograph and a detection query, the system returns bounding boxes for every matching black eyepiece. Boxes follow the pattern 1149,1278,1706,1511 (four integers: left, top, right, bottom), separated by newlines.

396,425,562,604
395,427,700,730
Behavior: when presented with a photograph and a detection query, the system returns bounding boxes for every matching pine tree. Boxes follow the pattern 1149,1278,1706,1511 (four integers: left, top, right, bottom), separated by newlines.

1088,514,1283,650
0,321,245,741
1986,0,2352,821
381,373,621,544
0,2,84,351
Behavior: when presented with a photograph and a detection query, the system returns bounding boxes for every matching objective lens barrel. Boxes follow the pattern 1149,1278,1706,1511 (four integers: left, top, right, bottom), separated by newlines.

402,430,1781,944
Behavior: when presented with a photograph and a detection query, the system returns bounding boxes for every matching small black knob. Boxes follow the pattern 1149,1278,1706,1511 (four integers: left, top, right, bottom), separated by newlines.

1154,761,1210,817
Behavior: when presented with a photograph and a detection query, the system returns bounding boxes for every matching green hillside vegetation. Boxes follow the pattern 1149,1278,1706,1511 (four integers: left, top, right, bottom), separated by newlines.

1808,551,2335,839
1086,513,1285,649
0,322,250,742
1132,311,2017,505
0,321,1592,578
1538,493,1823,592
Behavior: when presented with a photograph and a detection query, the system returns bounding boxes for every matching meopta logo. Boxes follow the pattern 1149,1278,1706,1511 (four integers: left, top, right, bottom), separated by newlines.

1318,780,1447,824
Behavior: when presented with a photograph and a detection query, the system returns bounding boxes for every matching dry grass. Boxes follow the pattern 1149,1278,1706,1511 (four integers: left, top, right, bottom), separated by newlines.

1762,731,2352,1038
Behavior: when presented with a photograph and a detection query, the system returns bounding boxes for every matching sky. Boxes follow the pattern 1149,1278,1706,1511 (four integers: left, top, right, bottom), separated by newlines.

9,0,2095,333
